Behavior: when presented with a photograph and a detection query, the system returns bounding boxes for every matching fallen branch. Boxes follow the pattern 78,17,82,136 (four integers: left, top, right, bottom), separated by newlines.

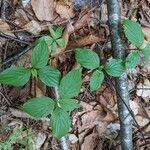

106,0,133,149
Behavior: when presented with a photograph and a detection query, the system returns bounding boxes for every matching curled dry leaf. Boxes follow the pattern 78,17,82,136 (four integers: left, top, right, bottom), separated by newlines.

31,0,54,21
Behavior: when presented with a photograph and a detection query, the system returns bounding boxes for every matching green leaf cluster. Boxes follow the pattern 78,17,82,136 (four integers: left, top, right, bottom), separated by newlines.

22,68,81,139
0,40,61,87
123,19,150,67
34,26,65,54
75,48,125,92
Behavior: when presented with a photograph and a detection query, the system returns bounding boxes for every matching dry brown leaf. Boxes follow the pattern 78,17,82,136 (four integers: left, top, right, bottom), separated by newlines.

55,1,75,19
81,133,98,150
136,79,150,102
67,35,104,50
78,110,106,133
24,20,41,35
142,27,150,42
31,0,54,21
129,100,140,116
15,9,29,26
36,79,46,97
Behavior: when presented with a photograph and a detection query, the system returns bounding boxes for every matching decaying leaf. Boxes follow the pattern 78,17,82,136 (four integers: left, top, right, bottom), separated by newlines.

81,133,98,150
31,0,54,21
136,79,150,102
67,35,104,50
24,20,41,35
55,1,75,19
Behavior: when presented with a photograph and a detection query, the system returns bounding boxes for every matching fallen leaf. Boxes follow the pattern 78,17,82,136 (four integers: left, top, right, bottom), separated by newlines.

55,1,75,19
136,79,150,102
31,0,54,21
24,20,41,35
142,27,150,42
81,133,98,150
33,132,47,149
68,134,78,144
129,100,139,116
67,35,104,50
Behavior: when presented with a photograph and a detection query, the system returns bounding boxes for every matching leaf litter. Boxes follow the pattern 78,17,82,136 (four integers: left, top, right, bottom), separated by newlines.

0,0,150,149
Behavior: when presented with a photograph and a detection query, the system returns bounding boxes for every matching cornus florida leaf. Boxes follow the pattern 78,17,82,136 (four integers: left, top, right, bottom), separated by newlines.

104,59,125,77
50,107,71,139
59,99,80,111
59,69,82,99
0,67,31,86
126,51,140,68
21,96,55,118
38,65,61,87
90,70,104,92
31,40,49,68
75,48,100,69
123,19,144,48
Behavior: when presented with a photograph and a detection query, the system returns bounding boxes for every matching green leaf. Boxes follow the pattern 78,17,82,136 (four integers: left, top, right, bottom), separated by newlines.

49,27,57,40
31,40,49,68
55,27,64,39
59,69,82,99
126,51,140,68
75,48,100,69
38,65,61,87
123,19,144,48
0,67,31,86
142,43,150,63
50,107,71,139
51,42,57,54
59,99,80,111
56,38,65,48
33,36,53,46
21,96,55,118
31,68,38,77
90,70,104,92
104,59,125,77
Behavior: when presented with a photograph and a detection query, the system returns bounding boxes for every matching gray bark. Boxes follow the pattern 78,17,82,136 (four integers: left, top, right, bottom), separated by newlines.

106,0,133,149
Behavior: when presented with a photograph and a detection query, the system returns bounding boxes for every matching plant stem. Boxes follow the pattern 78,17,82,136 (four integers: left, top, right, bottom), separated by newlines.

106,0,133,149
53,86,70,150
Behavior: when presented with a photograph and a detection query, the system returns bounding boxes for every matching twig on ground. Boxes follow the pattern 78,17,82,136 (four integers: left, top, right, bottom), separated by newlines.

1,46,32,66
0,31,31,46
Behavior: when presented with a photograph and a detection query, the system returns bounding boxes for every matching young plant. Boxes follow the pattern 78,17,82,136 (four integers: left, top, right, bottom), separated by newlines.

0,40,61,87
75,48,125,92
21,68,82,139
123,19,150,68
34,26,65,55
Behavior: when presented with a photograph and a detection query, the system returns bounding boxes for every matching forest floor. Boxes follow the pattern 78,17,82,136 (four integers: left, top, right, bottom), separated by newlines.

0,0,150,149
